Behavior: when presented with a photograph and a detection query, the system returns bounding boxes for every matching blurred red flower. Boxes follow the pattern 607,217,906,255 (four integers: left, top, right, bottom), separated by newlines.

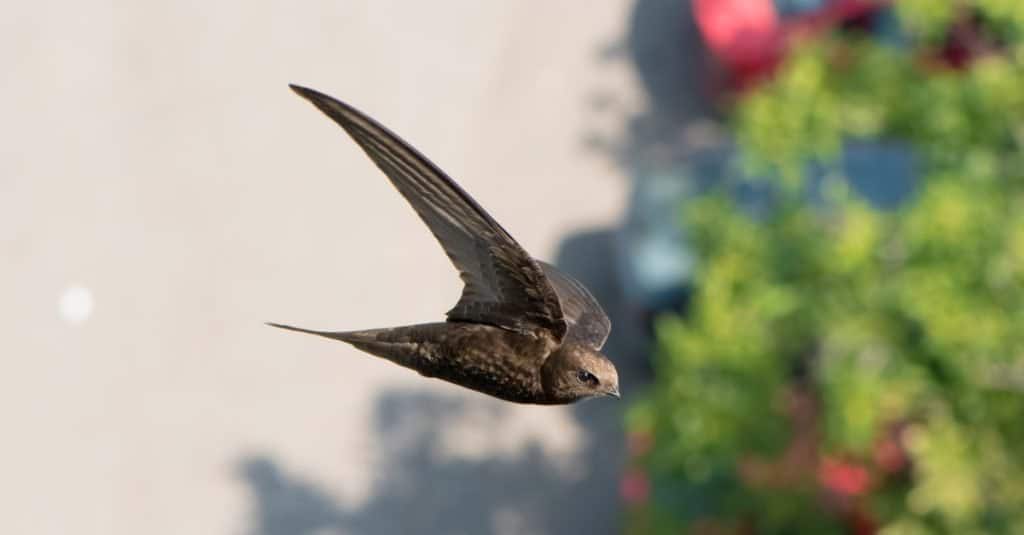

818,456,871,497
620,468,650,506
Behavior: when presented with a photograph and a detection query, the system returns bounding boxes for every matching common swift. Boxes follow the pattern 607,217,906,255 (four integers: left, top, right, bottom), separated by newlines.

269,85,619,404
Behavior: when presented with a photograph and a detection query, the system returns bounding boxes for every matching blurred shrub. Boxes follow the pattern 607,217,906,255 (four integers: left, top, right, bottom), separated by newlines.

626,4,1024,534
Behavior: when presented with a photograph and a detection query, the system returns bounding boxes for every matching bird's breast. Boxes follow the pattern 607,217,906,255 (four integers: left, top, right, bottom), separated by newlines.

428,323,553,404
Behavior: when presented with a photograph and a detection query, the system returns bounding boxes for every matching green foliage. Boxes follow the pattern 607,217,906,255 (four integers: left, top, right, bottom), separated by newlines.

628,4,1024,534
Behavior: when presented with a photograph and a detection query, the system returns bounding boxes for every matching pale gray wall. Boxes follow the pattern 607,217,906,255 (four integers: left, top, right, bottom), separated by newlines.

0,1,663,533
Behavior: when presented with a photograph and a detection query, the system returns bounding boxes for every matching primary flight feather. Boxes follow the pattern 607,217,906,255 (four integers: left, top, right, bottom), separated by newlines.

269,84,618,404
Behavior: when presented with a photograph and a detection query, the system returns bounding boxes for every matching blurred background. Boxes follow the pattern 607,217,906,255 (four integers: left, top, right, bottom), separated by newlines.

5,1,1024,534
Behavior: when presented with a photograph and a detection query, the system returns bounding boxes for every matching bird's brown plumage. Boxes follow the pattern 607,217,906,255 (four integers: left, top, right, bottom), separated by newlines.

268,85,619,404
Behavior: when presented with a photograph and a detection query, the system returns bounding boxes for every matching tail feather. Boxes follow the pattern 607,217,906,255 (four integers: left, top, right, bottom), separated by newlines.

265,322,374,344
266,321,441,377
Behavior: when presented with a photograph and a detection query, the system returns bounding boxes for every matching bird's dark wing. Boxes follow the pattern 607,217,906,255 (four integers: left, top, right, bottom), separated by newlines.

537,262,611,349
290,85,567,340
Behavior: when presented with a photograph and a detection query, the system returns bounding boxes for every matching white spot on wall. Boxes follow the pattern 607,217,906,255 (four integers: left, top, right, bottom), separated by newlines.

59,284,94,325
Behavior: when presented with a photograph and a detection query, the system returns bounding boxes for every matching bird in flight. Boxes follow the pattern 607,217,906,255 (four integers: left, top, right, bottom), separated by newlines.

269,85,619,404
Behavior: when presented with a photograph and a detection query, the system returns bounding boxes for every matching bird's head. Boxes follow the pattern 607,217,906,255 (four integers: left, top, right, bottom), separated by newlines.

541,343,620,403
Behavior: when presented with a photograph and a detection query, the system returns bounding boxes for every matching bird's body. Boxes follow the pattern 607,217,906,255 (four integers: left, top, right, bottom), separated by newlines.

269,322,561,403
270,85,619,404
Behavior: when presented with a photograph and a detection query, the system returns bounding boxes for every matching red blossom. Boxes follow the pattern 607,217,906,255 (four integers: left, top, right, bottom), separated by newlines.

818,456,871,497
620,468,650,506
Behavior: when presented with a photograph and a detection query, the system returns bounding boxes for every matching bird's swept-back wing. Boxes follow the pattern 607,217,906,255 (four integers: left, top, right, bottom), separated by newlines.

290,85,567,340
537,262,611,350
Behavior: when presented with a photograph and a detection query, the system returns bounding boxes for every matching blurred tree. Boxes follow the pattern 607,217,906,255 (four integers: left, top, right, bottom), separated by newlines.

627,3,1024,534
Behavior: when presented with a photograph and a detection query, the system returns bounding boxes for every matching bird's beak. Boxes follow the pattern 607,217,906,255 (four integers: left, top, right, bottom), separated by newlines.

605,387,621,399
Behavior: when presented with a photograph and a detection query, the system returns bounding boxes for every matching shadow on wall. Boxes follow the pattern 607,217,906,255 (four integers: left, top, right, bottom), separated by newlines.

238,391,620,535
587,0,717,169
237,1,708,533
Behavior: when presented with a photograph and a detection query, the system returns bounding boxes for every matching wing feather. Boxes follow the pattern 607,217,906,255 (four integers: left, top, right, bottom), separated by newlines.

290,85,567,339
538,262,611,349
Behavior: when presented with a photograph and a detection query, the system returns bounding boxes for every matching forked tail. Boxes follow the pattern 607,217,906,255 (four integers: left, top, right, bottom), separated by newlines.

265,321,436,376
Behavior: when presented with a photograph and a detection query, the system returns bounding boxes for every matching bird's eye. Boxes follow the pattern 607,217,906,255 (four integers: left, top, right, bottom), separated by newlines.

576,370,599,386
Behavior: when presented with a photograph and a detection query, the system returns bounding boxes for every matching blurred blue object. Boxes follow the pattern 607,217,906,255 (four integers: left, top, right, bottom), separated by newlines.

617,169,697,313
616,140,917,318
773,0,828,17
